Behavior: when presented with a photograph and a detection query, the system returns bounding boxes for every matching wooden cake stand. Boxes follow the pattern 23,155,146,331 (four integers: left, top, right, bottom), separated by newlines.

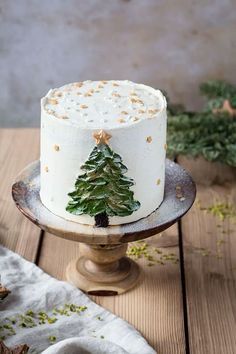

12,160,196,295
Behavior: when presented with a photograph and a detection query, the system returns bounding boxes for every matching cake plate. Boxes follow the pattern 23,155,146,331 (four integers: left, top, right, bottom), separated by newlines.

12,160,196,296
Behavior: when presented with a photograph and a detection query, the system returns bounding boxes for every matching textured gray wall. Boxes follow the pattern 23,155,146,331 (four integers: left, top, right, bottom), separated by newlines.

0,0,235,127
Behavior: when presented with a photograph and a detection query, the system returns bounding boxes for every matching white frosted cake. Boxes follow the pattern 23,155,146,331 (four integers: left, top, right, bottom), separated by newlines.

40,80,167,226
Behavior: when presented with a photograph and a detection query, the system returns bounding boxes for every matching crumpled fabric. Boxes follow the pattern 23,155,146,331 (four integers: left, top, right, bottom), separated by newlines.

0,245,156,354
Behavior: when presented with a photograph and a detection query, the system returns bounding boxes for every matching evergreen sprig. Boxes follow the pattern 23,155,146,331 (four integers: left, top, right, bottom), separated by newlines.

66,144,140,217
200,80,236,111
167,80,236,166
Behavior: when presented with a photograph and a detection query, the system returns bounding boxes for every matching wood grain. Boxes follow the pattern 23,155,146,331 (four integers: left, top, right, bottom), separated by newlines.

39,226,185,354
0,129,41,261
181,184,236,354
178,155,236,186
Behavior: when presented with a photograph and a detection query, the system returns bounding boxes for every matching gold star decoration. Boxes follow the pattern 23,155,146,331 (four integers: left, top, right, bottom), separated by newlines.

93,130,112,145
213,99,236,117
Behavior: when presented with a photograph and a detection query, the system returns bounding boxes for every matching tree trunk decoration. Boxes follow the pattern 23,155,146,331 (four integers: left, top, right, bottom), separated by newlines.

66,130,140,227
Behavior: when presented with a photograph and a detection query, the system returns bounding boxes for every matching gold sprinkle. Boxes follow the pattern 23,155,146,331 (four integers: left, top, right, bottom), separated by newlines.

84,92,92,97
112,83,119,87
132,117,139,122
47,109,55,115
54,145,60,151
156,179,161,185
138,109,145,114
118,118,126,123
74,82,83,87
121,111,128,115
48,98,58,105
45,166,49,172
54,91,63,97
60,115,69,119
130,91,137,96
80,104,88,109
112,93,121,97
130,97,143,105
164,143,167,150
148,109,159,115
98,84,104,89
101,80,108,84
146,136,152,143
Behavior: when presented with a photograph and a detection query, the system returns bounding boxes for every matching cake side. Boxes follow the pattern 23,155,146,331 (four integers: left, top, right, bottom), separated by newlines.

40,80,167,226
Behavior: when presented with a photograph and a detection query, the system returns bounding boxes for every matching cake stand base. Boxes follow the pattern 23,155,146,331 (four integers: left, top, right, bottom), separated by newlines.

12,159,196,295
66,244,140,295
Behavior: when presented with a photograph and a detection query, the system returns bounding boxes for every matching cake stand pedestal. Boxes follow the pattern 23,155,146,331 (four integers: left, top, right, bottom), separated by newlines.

12,160,196,295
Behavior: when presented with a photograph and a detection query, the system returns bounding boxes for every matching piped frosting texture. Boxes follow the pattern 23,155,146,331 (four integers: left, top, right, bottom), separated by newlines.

42,80,166,129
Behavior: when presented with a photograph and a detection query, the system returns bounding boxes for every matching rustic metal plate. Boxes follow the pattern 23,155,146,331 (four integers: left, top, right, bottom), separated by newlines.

12,160,196,244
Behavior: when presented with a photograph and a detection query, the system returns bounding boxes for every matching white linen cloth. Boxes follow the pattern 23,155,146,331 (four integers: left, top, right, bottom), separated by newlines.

0,245,156,354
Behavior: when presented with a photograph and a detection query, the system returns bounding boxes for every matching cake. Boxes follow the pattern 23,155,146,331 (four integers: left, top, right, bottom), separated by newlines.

40,80,167,226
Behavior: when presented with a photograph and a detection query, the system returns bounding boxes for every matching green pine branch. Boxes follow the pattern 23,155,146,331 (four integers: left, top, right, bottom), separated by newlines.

167,80,236,167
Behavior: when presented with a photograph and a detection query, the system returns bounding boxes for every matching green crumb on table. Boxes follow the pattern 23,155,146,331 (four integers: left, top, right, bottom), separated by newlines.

0,303,88,340
100,335,105,339
48,335,56,343
96,316,103,321
206,202,236,221
197,200,236,221
127,241,179,266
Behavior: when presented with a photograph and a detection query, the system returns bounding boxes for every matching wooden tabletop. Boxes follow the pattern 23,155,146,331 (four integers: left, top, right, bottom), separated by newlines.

1,128,236,354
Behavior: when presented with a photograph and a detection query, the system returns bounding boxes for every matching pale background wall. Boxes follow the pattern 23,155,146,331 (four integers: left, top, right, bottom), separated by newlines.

0,0,235,127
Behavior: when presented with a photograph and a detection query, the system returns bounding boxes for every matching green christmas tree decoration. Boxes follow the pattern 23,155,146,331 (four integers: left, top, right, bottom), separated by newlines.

66,130,140,227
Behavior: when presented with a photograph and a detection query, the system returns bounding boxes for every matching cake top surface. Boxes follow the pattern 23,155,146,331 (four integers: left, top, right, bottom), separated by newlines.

42,80,166,129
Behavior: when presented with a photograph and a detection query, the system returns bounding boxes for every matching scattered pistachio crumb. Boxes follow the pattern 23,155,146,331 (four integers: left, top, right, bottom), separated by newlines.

45,166,49,172
96,316,103,321
127,241,179,266
48,335,56,343
54,145,60,151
